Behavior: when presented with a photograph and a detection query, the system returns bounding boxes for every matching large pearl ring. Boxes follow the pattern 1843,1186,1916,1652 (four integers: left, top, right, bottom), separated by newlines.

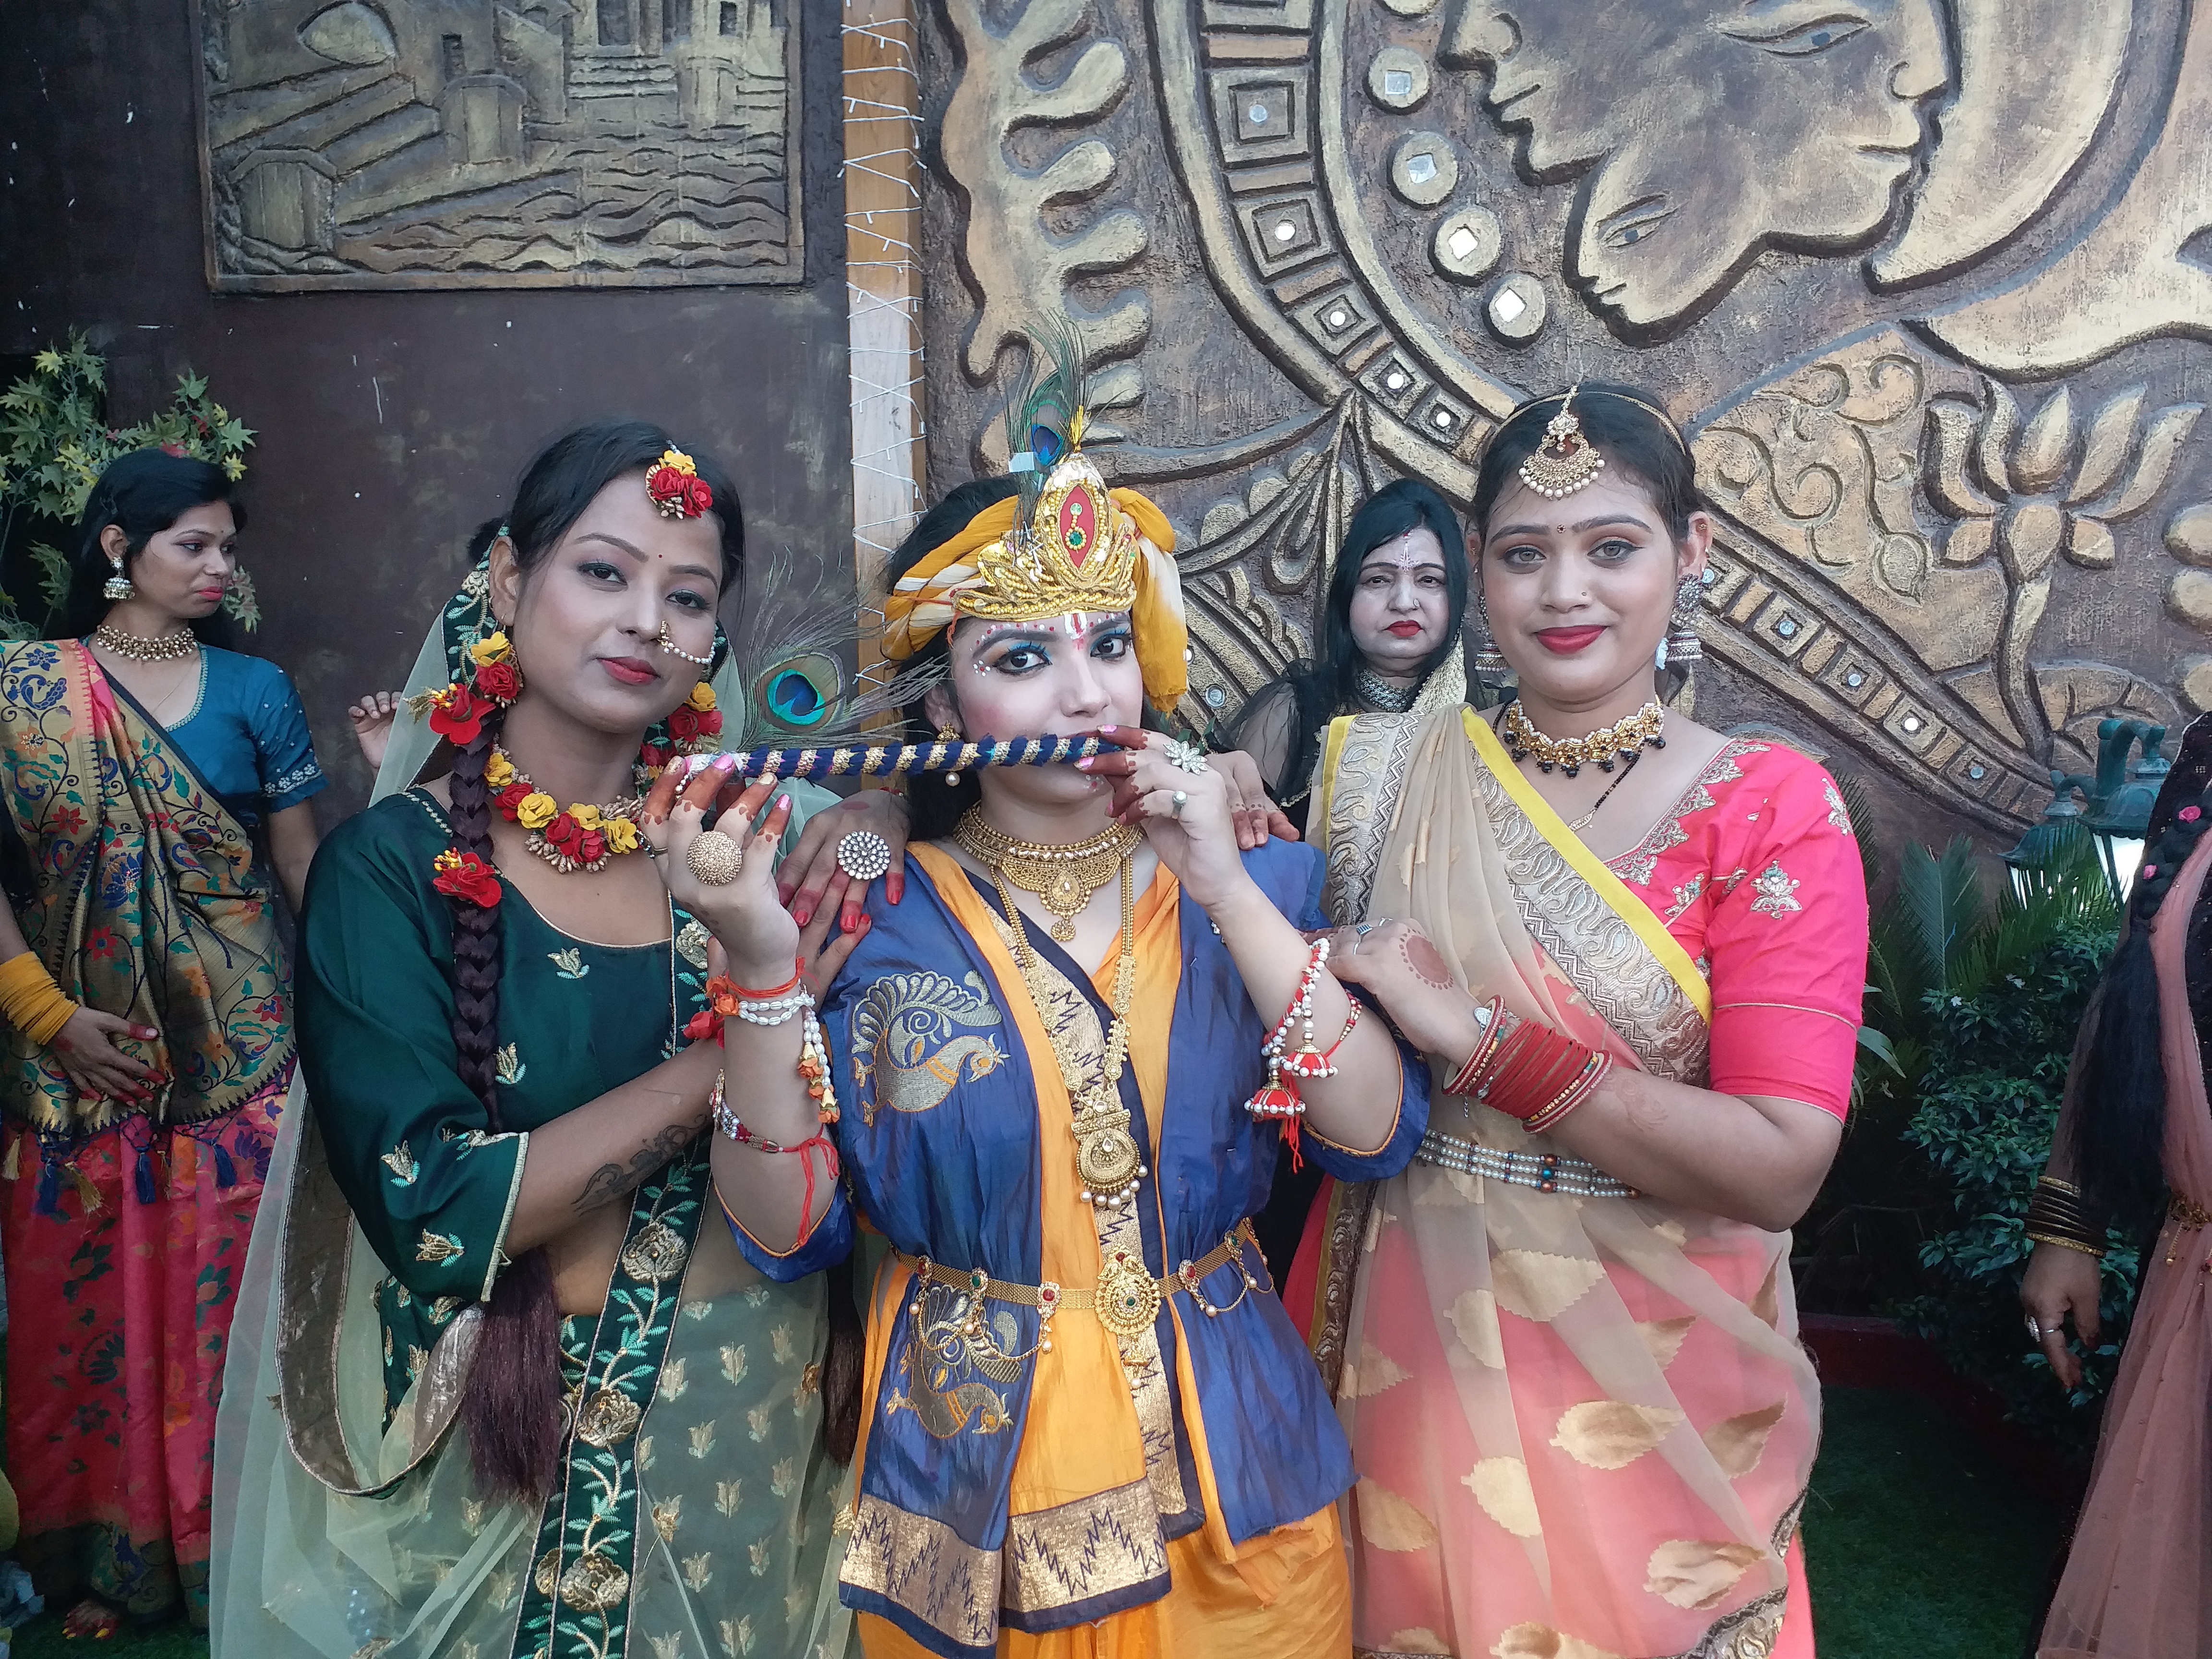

836,830,893,882
686,829,745,886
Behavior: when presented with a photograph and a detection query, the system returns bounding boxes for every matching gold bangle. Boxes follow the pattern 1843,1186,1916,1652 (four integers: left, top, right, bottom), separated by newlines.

0,951,78,1048
2026,1230,2106,1259
2038,1176,2084,1197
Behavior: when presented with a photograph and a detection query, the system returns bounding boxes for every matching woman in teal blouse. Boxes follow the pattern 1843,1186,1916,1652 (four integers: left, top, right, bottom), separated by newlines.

0,450,326,1636
210,420,858,1659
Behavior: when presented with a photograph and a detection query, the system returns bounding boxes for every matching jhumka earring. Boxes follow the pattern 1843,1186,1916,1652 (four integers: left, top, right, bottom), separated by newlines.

1471,593,1510,676
937,724,964,786
1518,384,1605,500
1659,573,1704,670
102,558,133,602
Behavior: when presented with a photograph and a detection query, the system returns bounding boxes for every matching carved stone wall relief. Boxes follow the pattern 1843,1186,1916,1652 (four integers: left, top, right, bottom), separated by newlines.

918,0,2212,833
195,0,802,289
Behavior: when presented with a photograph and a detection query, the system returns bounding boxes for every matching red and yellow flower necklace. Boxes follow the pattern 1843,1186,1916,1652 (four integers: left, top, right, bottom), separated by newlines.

422,626,724,906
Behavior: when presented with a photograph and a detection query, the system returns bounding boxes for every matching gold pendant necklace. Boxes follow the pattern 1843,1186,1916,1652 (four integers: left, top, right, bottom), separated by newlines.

1500,697,1666,779
953,808,1143,942
989,854,1146,1212
92,622,197,663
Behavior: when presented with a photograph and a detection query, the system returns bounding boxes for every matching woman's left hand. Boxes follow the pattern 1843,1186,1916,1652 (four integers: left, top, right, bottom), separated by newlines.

778,787,909,932
1327,918,1486,1061
1083,729,1252,910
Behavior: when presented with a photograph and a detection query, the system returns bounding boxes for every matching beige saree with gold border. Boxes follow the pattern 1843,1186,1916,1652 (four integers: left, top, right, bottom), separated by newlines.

1306,661,1815,1659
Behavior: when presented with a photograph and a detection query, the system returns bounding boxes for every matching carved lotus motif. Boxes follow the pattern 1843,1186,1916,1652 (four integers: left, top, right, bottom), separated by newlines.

1925,380,2202,752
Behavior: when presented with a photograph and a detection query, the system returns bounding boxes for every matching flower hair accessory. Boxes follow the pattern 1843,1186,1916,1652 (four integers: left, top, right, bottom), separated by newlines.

413,629,522,746
432,849,502,909
647,448,714,521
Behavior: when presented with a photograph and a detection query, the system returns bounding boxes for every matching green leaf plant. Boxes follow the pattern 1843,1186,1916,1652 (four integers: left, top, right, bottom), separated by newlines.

1798,789,2129,1458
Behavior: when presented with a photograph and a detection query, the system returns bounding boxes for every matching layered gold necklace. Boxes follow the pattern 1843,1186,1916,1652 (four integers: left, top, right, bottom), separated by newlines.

92,622,197,663
1499,697,1666,779
955,806,1148,1209
952,809,1143,942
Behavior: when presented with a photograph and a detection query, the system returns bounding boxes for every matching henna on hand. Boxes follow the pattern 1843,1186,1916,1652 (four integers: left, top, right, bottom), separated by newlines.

1398,929,1456,990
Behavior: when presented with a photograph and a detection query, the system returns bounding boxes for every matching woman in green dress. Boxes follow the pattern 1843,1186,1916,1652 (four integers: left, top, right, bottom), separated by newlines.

210,420,859,1659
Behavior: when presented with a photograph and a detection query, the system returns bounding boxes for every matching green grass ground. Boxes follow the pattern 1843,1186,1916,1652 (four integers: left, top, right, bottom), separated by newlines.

1805,1386,2069,1658
0,1385,2066,1658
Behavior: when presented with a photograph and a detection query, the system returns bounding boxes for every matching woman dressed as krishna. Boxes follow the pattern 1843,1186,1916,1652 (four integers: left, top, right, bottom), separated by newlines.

666,349,1430,1657
1288,386,1868,1659
209,420,880,1659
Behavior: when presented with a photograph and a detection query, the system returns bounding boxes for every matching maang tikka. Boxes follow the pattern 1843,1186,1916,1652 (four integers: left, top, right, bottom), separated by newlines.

1518,384,1606,500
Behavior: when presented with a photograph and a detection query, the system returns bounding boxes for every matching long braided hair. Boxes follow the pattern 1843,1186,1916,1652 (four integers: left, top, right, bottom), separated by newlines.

453,419,746,1502
2069,721,2212,1221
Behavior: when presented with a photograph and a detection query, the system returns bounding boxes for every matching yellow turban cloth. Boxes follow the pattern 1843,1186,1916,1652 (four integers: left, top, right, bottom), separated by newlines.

880,488,1188,711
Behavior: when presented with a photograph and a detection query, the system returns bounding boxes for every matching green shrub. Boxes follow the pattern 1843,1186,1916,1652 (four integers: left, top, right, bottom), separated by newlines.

1799,800,2134,1458
1891,915,2137,1460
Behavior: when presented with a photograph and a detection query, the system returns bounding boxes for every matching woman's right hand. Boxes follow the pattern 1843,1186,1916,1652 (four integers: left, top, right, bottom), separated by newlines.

349,690,400,772
2021,1240,2104,1391
642,757,800,983
49,1008,161,1103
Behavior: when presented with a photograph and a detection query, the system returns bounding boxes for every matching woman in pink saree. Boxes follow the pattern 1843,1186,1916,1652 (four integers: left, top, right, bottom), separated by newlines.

2020,710,2212,1659
1288,385,1867,1659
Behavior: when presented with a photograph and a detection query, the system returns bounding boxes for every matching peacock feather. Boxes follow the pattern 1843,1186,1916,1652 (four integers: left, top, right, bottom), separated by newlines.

1003,319,1091,524
728,551,944,748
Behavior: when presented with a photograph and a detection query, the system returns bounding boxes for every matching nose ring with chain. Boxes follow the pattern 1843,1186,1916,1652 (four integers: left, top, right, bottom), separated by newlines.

657,620,713,667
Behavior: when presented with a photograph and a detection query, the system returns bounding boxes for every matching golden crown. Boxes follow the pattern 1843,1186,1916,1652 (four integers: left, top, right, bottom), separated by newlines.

961,448,1139,622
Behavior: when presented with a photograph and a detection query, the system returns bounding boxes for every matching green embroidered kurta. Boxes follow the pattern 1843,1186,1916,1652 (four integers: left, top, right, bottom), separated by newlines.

213,787,853,1659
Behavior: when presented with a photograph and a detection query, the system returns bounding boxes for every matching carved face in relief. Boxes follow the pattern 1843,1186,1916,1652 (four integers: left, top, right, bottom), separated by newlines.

1443,0,1948,328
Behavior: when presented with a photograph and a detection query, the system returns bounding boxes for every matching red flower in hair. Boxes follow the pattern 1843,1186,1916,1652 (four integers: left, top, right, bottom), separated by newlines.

473,661,522,704
667,706,702,742
432,850,502,909
428,683,489,745
683,476,714,517
2180,805,2203,824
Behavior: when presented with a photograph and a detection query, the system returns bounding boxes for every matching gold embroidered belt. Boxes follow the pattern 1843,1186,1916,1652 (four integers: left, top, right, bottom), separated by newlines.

901,1219,1263,1342
2173,1194,2212,1230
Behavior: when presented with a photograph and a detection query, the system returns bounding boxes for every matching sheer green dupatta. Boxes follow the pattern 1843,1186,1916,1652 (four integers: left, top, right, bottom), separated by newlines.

1308,667,1815,1659
0,640,289,1137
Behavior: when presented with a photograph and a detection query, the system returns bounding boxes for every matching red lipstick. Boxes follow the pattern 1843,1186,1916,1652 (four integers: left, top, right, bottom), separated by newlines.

1535,625,1605,654
601,656,659,685
1386,620,1423,637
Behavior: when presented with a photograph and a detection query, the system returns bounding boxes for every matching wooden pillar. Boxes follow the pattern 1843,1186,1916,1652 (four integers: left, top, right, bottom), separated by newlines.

841,0,925,683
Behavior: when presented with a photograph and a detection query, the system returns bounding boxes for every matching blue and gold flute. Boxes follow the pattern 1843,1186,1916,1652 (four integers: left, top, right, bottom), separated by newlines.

680,733,1129,782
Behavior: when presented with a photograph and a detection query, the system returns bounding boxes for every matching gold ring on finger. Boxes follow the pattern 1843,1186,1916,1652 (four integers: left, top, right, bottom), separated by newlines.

686,830,745,886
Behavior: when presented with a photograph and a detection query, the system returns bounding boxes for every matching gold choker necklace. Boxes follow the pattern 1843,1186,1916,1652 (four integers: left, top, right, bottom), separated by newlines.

952,809,1143,942
93,623,197,663
1500,697,1666,779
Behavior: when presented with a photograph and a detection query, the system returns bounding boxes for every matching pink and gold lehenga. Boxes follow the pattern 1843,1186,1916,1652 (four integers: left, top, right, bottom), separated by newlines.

1291,660,1866,1659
